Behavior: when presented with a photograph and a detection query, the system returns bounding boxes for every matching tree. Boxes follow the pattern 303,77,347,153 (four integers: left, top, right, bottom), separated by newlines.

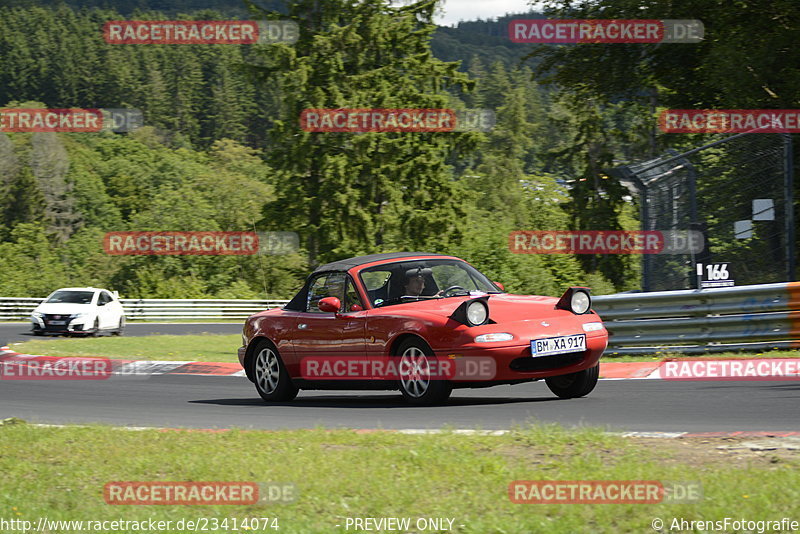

0,132,20,239
244,0,479,266
30,132,82,243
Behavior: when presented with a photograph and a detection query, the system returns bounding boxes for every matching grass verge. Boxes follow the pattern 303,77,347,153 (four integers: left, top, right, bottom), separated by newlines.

9,335,800,365
0,420,797,533
9,334,241,363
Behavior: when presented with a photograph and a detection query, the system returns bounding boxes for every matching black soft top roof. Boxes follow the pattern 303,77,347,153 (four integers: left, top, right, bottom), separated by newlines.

284,252,455,311
312,252,453,273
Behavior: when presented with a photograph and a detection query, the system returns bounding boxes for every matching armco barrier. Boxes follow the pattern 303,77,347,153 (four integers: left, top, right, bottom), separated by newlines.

0,298,287,321
593,282,800,354
3,283,799,354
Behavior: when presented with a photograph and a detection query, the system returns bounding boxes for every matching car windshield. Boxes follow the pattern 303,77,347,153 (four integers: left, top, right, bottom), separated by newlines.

45,291,95,304
360,259,500,308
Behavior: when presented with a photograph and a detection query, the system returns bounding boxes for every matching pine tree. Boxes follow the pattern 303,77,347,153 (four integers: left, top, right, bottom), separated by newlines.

30,132,82,243
245,0,479,266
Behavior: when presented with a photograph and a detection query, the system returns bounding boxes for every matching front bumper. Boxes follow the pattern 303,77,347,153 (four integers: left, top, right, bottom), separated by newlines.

238,345,247,367
434,332,606,382
31,318,91,334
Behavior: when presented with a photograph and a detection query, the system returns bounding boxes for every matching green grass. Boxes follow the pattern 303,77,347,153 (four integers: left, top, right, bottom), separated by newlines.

11,334,800,365
11,334,241,363
0,420,797,533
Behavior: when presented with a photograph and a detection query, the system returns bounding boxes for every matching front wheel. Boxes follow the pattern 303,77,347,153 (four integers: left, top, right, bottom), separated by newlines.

90,318,100,337
545,364,599,398
112,316,125,336
249,341,298,402
396,338,452,406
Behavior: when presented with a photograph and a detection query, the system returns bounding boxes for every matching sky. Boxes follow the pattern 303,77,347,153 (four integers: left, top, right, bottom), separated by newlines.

433,0,542,26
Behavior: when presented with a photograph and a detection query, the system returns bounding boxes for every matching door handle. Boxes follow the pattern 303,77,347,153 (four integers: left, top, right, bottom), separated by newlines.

298,323,308,329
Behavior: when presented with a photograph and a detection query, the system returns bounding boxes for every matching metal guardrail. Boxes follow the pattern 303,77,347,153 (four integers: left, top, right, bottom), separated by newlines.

593,282,800,354
3,282,799,354
0,298,45,321
0,297,288,321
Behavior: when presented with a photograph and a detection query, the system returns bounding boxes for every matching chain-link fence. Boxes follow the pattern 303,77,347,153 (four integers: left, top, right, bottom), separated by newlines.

611,132,795,291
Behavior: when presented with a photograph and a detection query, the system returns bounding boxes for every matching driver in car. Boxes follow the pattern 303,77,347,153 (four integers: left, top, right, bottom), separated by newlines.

403,268,444,297
404,272,427,296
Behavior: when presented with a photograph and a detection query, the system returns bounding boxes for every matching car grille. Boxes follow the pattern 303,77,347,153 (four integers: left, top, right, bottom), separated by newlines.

40,314,74,331
509,351,585,372
44,314,70,321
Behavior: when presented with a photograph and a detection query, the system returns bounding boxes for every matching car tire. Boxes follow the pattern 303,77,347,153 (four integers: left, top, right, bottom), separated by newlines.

395,338,452,406
90,318,100,337
545,364,599,398
249,340,299,402
112,316,125,336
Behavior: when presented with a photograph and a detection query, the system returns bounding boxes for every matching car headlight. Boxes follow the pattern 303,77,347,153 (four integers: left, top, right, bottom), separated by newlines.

31,311,43,318
570,290,591,314
466,301,488,326
71,312,89,320
555,287,593,315
475,333,513,343
582,322,604,332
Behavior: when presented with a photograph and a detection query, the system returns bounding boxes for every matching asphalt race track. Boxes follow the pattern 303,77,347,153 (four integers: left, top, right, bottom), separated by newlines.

0,322,242,346
2,321,797,433
1,374,797,432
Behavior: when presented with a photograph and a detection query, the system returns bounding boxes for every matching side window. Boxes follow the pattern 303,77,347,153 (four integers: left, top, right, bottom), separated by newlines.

306,272,346,313
360,269,391,306
98,292,111,306
361,270,390,291
344,278,364,312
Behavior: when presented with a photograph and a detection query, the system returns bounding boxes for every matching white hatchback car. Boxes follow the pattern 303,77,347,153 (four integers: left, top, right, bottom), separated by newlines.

31,287,126,336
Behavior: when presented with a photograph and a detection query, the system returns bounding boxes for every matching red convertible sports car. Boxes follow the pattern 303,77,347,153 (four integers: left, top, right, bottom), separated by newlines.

238,252,608,405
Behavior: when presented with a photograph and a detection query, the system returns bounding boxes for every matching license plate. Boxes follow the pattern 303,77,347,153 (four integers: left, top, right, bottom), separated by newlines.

531,334,586,357
48,321,66,325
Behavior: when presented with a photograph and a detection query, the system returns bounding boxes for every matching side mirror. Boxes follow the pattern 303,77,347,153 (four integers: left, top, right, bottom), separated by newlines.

318,297,341,313
493,281,505,291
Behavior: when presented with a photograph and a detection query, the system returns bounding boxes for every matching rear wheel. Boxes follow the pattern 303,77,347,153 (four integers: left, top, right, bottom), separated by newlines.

545,364,599,398
396,338,452,406
249,341,298,402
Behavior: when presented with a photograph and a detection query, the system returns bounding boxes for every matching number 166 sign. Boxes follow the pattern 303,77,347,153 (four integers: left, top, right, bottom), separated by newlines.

697,263,734,288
